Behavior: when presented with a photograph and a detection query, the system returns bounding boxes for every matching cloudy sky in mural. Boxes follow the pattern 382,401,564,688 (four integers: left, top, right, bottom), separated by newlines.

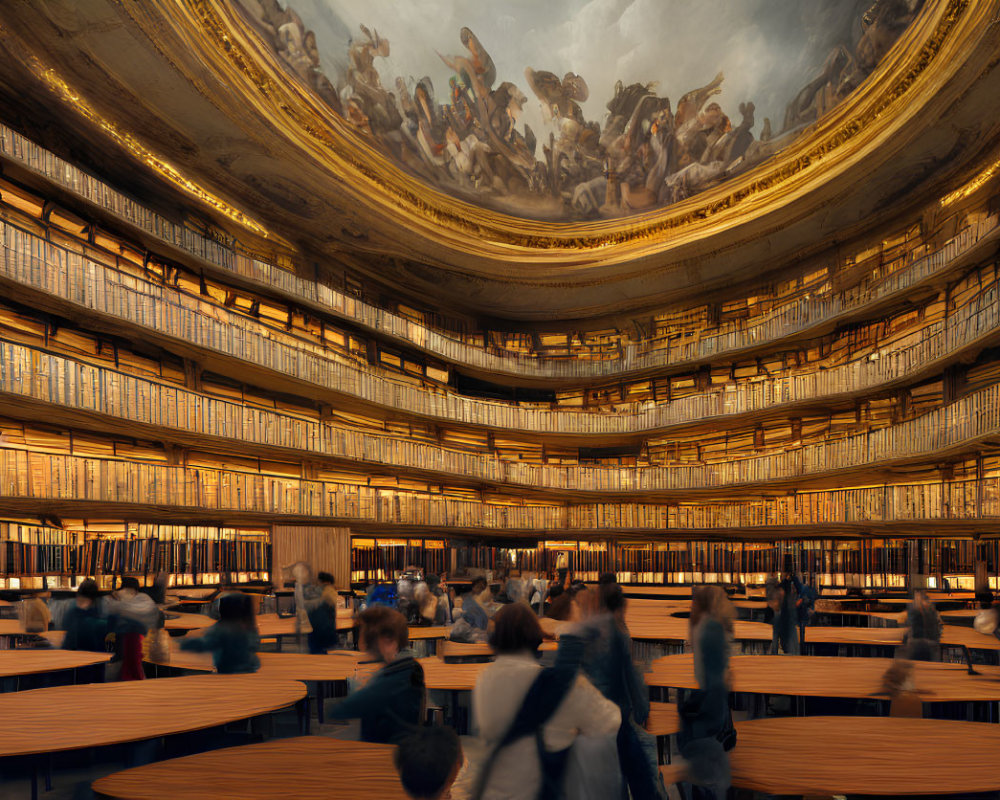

292,0,864,137
247,0,917,219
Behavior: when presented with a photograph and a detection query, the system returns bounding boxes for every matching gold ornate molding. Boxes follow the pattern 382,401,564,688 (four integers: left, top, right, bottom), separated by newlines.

149,0,976,257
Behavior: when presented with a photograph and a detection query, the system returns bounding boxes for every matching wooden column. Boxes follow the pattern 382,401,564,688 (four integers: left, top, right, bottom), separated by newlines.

271,526,351,590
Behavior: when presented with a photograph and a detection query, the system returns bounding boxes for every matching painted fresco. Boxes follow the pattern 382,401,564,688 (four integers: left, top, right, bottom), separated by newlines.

236,0,923,221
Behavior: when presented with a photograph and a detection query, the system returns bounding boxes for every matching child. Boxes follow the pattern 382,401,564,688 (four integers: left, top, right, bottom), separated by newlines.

394,726,462,799
180,591,260,673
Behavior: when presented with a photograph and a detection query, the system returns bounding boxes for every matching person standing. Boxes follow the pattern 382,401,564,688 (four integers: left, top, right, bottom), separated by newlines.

306,571,341,654
581,584,665,799
904,589,943,661
466,603,620,800
678,586,735,800
62,579,111,653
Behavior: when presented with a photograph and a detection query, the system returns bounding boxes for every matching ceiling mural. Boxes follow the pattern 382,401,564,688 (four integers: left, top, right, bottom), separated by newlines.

236,0,924,222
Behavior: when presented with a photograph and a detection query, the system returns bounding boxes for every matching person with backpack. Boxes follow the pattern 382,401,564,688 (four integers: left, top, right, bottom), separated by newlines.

678,586,736,800
468,603,620,799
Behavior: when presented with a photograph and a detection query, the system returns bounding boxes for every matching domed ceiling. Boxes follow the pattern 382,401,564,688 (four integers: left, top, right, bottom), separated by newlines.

240,0,924,221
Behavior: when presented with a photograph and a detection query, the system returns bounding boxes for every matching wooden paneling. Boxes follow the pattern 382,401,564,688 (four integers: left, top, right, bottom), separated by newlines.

271,525,350,590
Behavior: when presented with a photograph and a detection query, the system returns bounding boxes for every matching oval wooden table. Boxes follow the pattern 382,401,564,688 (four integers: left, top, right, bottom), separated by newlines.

162,612,215,633
151,647,367,726
0,674,306,799
92,736,405,799
0,649,111,691
646,654,1000,713
721,716,1000,796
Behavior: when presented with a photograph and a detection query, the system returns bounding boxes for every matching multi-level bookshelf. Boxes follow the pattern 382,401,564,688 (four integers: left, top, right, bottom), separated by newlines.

0,519,269,591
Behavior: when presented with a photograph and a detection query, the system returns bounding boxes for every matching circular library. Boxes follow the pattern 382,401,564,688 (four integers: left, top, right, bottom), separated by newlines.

0,1,999,798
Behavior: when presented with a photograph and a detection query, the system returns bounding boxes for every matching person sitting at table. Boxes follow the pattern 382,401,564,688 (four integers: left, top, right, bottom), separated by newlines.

678,586,735,800
426,574,452,625
306,571,341,654
466,602,621,800
19,590,52,634
395,725,463,799
330,606,425,743
903,589,943,661
62,579,111,652
180,591,261,674
450,577,491,643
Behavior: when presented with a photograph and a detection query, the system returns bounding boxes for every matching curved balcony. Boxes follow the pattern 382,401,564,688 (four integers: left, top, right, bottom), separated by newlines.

3,123,998,384
3,338,1000,496
0,447,996,536
3,219,1000,437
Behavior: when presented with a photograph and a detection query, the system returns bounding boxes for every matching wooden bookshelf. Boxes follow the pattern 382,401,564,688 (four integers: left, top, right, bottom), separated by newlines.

0,519,268,590
2,212,1000,439
3,122,997,385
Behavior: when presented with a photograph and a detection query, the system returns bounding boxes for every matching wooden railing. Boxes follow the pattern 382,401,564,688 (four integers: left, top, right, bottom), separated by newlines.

3,219,1000,435
2,122,997,381
1,448,998,534
3,338,1000,492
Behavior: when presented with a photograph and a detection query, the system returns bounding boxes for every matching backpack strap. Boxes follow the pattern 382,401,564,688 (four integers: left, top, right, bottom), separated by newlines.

472,634,586,800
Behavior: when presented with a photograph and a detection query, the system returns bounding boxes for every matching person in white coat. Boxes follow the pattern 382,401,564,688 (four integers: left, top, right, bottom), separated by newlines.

467,603,621,800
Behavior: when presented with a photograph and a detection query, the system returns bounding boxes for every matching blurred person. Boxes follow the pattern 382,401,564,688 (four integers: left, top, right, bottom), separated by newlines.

767,575,799,655
904,589,942,661
678,586,735,800
62,579,111,652
792,572,818,652
330,606,425,743
467,602,620,800
581,584,665,799
105,577,160,681
880,658,921,718
426,574,452,624
180,591,261,674
597,572,618,586
306,571,341,653
450,577,490,643
545,583,573,621
395,725,463,799
19,590,51,634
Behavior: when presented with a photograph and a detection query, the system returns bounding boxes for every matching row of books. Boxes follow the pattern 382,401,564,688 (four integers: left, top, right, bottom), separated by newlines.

4,123,996,382
6,310,1000,494
1,513,993,586
0,520,270,579
7,446,1000,533
350,537,448,584
5,213,998,437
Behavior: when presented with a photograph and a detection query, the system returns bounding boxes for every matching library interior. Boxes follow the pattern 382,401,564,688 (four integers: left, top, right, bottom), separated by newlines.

0,0,999,798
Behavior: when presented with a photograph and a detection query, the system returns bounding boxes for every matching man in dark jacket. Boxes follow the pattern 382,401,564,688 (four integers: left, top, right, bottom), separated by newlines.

330,606,424,743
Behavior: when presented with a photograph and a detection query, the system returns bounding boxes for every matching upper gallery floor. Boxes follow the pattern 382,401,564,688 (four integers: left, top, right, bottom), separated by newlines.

3,123,998,389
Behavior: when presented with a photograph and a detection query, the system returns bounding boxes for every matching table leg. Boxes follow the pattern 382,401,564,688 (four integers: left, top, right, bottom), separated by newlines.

30,760,37,800
44,754,52,791
316,681,326,725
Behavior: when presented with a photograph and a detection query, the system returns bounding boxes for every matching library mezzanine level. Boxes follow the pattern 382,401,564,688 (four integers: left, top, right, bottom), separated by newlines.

1,0,1000,797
